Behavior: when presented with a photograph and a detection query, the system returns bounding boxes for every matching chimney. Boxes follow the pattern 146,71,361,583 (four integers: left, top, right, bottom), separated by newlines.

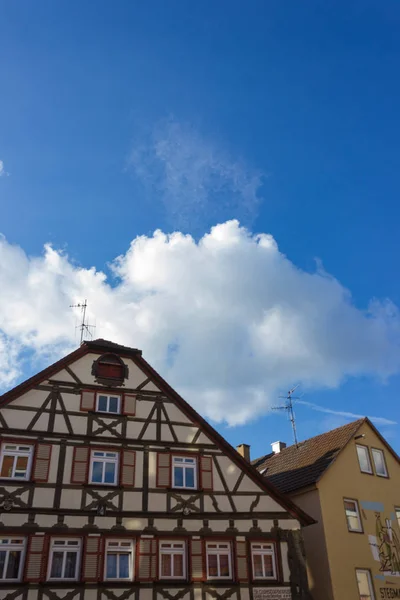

236,443,251,461
271,441,287,454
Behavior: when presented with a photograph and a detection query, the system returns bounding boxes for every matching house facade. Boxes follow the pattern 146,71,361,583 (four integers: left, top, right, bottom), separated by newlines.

254,418,400,600
0,339,312,600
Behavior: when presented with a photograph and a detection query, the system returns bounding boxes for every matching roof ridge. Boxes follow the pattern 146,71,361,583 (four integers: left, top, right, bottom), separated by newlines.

254,417,366,464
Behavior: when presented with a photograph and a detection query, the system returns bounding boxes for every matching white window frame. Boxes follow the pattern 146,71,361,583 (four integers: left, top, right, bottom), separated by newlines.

344,499,363,533
89,451,119,486
356,568,375,600
47,538,81,581
159,541,186,580
395,507,400,530
96,393,121,415
356,445,373,474
251,542,277,580
172,456,197,490
371,448,388,478
0,537,26,581
0,444,34,481
104,539,134,581
206,542,232,580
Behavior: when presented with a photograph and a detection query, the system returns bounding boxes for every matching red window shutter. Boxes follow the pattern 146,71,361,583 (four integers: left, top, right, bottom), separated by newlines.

24,534,49,582
190,538,205,582
71,446,90,484
137,538,157,581
82,536,103,582
122,393,136,416
97,363,124,379
120,450,136,487
235,540,248,582
80,390,96,411
199,455,213,491
32,443,52,482
156,453,171,488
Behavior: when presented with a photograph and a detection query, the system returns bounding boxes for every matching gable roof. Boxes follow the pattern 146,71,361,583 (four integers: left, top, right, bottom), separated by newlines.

0,338,314,526
252,419,365,494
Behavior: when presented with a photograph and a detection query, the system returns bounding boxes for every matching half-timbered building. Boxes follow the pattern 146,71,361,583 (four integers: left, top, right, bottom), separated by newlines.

0,339,312,600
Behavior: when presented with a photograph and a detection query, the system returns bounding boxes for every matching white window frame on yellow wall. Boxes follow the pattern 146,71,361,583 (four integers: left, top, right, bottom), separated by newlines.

356,568,375,600
344,499,363,533
356,445,373,474
371,448,388,477
395,507,400,530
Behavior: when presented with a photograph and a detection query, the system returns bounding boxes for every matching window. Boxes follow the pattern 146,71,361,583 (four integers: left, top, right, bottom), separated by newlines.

96,394,121,415
172,456,197,489
90,451,118,485
251,543,277,579
344,499,363,532
0,538,25,581
159,541,186,579
0,444,33,480
356,569,375,600
105,540,134,580
396,508,400,530
356,445,372,474
371,449,388,477
206,542,232,580
48,539,81,580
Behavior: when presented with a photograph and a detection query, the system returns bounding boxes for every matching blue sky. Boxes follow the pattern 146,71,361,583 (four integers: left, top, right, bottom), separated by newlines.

1,1,400,457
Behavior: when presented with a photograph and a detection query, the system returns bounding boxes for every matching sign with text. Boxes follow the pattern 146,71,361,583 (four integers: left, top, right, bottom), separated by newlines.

380,588,400,599
253,588,291,600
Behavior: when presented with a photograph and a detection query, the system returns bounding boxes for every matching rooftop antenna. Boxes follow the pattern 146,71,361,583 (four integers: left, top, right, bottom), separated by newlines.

70,299,95,344
272,384,301,448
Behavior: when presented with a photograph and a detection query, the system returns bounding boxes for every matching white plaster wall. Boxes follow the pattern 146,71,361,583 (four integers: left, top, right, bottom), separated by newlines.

64,516,88,528
123,517,146,530
60,488,82,510
1,408,36,429
141,423,157,440
135,399,155,419
123,492,142,511
123,358,149,388
164,404,192,423
148,451,157,487
126,419,145,438
67,414,87,435
62,446,74,484
280,541,290,581
148,492,167,512
59,391,81,412
173,425,199,444
33,488,55,508
142,381,161,392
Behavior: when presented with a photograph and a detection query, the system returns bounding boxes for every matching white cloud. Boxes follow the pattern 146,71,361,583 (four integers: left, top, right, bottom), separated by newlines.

0,160,8,177
0,221,400,425
129,118,263,229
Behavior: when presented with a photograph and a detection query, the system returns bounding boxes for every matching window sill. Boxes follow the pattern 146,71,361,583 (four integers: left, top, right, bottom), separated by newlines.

84,483,120,490
0,478,32,484
158,578,188,582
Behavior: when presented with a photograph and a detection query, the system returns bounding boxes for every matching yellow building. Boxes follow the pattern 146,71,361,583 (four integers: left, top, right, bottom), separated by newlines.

253,418,400,600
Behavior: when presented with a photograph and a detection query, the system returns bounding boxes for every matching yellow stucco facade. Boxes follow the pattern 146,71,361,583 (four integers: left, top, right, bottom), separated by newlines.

290,420,400,600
